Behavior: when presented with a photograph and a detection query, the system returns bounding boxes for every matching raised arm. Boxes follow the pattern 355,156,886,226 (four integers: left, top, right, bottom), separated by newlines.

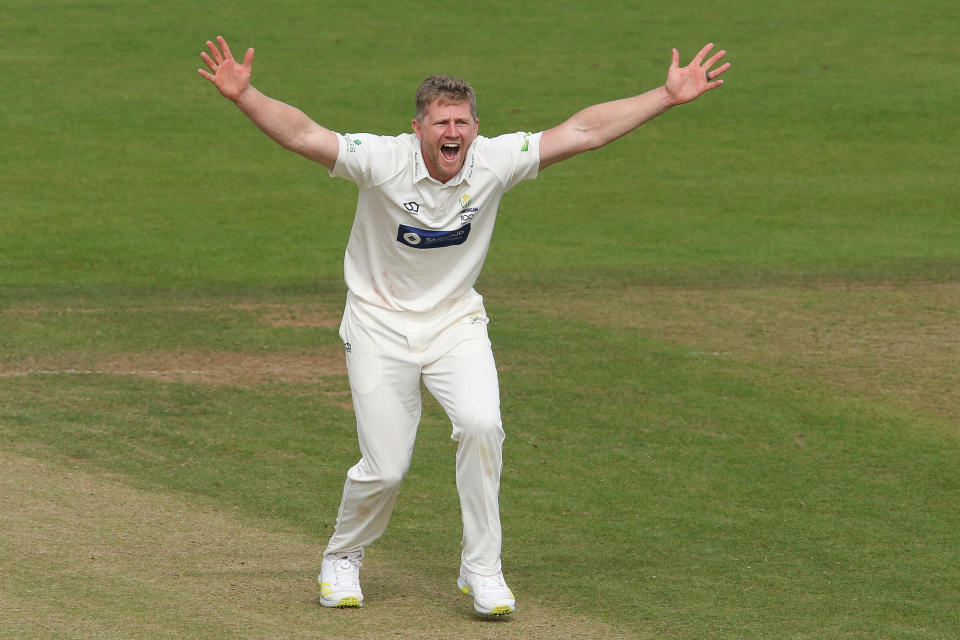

539,43,729,170
198,36,339,170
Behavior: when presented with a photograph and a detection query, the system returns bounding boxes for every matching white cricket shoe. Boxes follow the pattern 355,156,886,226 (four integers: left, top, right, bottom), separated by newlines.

457,566,516,616
318,552,363,608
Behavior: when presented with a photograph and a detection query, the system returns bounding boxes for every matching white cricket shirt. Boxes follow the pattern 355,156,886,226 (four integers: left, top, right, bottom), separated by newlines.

329,131,542,312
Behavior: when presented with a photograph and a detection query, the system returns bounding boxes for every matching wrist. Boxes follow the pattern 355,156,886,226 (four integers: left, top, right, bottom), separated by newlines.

656,85,679,110
233,85,257,109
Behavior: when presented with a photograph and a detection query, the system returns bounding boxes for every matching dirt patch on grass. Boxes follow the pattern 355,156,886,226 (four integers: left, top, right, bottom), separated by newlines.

2,302,343,328
0,450,642,640
502,281,960,427
260,308,342,328
0,350,346,386
1,301,347,387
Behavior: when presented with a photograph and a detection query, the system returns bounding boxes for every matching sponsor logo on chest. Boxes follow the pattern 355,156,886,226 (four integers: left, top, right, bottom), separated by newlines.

396,223,472,249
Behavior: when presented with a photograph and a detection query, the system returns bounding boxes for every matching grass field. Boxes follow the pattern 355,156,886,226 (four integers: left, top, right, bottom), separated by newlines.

2,1,958,638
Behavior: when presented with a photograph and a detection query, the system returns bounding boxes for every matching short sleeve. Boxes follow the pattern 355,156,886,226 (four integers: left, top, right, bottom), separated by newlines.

479,131,542,192
329,133,408,187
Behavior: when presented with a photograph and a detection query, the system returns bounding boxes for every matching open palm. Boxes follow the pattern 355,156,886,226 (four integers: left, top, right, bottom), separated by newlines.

665,43,729,105
198,36,254,102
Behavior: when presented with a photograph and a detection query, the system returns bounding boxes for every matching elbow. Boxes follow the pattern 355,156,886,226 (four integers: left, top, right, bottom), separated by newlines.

572,121,609,153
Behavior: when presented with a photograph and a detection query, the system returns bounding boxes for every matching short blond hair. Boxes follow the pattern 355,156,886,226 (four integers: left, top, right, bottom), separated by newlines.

414,75,477,123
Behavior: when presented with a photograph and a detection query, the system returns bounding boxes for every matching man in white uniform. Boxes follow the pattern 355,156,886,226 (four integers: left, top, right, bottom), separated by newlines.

199,36,729,616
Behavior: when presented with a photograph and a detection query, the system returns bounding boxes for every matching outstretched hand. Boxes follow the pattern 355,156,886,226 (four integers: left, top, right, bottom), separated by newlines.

665,43,730,106
198,36,254,102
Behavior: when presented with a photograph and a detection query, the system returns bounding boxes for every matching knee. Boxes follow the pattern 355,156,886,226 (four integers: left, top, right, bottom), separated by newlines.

453,410,504,443
349,459,409,492
477,412,504,440
378,467,407,491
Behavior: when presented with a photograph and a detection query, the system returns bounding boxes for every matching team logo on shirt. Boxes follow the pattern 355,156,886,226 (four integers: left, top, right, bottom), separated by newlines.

458,194,478,223
396,223,471,249
403,201,421,214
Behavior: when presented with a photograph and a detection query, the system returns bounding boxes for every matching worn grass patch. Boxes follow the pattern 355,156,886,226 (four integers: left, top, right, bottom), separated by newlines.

0,450,637,640
0,350,345,387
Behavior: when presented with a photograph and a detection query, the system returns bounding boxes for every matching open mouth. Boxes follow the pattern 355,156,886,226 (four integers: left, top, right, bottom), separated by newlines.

440,143,460,162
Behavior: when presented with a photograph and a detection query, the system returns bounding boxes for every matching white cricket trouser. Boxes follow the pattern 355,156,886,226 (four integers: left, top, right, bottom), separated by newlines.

324,290,505,575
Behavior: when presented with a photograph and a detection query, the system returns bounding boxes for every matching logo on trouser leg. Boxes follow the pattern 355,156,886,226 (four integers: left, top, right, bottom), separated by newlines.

344,342,352,353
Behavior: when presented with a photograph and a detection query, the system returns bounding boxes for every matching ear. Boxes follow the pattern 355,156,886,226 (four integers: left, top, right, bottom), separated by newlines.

412,118,423,140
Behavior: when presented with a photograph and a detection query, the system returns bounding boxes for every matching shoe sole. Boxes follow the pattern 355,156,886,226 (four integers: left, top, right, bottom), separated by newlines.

323,596,362,608
484,605,514,616
318,591,363,608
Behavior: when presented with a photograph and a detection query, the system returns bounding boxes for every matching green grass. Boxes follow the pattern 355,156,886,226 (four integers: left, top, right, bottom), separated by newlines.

2,1,959,638
491,313,957,636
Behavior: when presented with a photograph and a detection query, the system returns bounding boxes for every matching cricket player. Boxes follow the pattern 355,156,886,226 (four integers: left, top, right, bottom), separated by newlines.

199,36,729,616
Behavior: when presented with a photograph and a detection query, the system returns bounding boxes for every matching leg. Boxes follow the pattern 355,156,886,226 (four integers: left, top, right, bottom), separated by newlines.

325,300,423,556
422,337,505,575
